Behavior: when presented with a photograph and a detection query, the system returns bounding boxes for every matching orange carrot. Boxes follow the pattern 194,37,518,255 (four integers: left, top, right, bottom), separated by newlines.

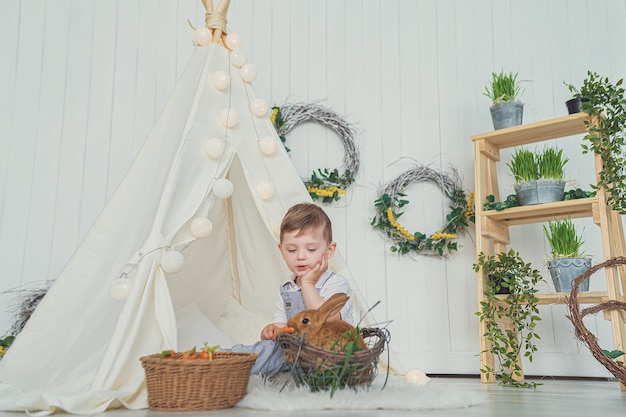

200,343,220,360
273,326,295,339
181,346,198,360
159,349,176,359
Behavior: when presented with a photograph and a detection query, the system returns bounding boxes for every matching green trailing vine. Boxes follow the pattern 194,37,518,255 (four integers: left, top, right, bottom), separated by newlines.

563,188,596,200
567,71,626,213
483,194,521,211
474,249,543,388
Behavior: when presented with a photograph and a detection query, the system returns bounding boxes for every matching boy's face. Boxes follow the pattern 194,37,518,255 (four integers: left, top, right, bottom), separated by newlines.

278,227,336,276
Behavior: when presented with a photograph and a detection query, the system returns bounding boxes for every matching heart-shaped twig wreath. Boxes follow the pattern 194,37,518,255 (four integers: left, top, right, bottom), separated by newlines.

567,256,626,384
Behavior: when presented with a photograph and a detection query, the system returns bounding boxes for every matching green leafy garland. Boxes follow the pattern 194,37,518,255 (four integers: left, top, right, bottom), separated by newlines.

483,189,595,211
370,165,475,257
270,104,359,203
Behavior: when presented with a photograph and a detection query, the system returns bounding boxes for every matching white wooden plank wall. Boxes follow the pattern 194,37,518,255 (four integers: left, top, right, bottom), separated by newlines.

1,0,626,377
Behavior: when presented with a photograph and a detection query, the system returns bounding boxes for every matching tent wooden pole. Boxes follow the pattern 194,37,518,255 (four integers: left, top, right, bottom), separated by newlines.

202,0,213,12
212,0,230,43
224,186,241,303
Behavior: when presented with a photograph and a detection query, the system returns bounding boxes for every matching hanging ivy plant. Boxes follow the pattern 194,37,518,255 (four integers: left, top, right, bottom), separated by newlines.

567,71,626,213
474,249,543,388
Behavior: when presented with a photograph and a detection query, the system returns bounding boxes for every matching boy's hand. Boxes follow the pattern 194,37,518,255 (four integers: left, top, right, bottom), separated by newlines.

301,254,328,287
260,323,281,340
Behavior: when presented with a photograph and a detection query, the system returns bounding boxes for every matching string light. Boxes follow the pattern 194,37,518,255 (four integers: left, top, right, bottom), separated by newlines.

160,250,185,274
190,217,213,238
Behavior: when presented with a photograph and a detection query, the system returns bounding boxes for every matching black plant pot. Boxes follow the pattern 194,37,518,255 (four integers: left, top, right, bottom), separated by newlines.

489,276,511,294
566,97,589,114
496,285,510,295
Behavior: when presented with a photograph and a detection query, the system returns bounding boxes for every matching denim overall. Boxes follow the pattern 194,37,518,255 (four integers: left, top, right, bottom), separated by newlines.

280,284,307,321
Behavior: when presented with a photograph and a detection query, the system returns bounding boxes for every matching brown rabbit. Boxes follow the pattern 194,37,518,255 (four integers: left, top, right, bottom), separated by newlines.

287,293,366,352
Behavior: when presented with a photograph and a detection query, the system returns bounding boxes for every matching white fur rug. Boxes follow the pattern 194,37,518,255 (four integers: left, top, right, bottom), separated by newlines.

236,375,487,411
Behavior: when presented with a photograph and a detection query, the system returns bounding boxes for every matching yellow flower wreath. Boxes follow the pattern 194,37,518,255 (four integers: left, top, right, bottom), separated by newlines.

371,165,474,256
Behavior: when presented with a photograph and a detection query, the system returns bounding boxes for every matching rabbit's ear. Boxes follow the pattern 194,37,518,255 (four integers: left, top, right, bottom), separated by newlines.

318,293,349,323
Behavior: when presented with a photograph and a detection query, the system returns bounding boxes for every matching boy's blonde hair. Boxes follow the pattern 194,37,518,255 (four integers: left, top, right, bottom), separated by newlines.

280,203,333,243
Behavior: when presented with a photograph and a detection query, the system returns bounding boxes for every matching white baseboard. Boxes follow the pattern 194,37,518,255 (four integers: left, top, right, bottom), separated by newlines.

392,351,614,379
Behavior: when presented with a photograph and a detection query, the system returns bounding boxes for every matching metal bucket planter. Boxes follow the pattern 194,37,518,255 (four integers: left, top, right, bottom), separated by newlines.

547,257,591,292
490,100,523,130
514,179,565,205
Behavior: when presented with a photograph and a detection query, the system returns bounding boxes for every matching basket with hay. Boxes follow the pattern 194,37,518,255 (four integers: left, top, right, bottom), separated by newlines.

275,293,389,394
276,327,388,393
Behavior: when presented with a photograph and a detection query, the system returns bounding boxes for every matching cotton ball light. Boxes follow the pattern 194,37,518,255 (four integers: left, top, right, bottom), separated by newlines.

161,250,185,274
212,71,230,90
258,136,278,156
239,64,257,83
192,27,213,46
110,277,132,301
256,180,275,200
190,217,213,238
213,178,234,199
219,108,238,127
225,32,243,49
250,98,269,117
230,48,248,68
205,138,226,159
405,369,430,386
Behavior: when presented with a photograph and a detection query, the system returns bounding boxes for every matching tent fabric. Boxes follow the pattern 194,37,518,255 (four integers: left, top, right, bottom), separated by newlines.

0,42,370,415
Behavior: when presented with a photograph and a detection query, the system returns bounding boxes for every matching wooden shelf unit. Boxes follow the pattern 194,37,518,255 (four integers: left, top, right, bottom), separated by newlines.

471,112,626,386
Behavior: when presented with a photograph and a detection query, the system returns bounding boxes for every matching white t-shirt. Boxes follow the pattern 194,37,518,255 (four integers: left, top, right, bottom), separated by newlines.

272,269,355,325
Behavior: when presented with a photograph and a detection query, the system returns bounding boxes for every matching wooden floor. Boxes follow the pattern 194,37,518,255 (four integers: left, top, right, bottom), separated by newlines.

37,376,624,417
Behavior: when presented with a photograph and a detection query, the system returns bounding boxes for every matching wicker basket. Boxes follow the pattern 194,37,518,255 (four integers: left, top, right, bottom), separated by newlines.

276,327,389,391
140,351,257,411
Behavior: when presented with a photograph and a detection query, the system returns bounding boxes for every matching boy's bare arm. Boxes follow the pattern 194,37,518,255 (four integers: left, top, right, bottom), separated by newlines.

300,254,327,310
300,255,341,321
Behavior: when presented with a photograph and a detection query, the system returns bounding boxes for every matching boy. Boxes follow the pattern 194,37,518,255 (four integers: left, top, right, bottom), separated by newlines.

230,202,354,376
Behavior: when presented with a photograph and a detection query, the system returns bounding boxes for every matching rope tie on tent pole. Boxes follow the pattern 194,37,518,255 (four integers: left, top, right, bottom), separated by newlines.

205,12,227,33
201,0,231,44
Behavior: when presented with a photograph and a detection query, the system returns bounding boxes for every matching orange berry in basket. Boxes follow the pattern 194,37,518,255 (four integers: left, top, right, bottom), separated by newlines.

182,352,198,360
159,349,176,359
199,342,220,360
181,346,198,360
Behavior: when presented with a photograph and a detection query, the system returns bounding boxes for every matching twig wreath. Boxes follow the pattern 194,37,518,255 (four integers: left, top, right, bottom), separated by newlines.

567,257,626,385
270,102,360,203
371,164,475,256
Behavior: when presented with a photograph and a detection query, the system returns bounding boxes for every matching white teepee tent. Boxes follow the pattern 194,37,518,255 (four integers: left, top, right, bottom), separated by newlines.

0,1,371,414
